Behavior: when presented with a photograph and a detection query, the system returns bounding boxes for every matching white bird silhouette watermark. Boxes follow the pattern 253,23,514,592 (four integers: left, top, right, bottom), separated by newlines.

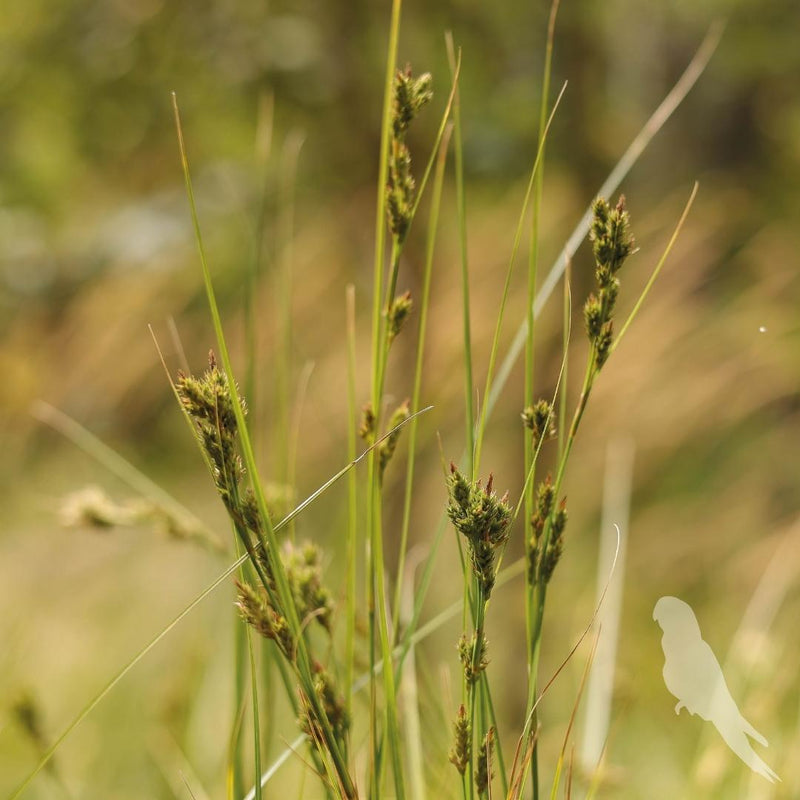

653,596,779,783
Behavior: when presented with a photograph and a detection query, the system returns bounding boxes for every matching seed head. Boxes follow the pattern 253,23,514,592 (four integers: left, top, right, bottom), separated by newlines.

583,293,603,342
392,67,433,138
446,466,512,598
386,67,432,241
590,195,635,277
475,727,495,798
378,399,411,480
449,704,471,775
585,196,636,367
458,631,489,685
596,322,614,367
235,580,294,657
539,498,568,584
358,403,376,444
387,291,413,344
284,541,335,633
522,399,555,447
311,663,349,745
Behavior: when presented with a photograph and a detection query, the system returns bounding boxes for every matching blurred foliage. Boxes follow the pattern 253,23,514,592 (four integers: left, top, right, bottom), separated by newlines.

2,0,800,798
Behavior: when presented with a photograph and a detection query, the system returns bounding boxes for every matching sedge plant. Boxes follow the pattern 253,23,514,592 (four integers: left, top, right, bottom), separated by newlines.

9,3,719,799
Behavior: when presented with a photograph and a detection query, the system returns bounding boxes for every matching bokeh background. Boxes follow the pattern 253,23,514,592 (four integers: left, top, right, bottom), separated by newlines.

2,0,799,797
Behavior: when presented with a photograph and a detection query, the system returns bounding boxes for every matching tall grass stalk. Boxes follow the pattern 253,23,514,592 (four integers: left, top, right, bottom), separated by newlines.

365,2,404,792
471,80,566,476
255,553,528,794
227,659,249,800
167,314,191,373
345,285,358,719
548,632,599,800
610,182,699,354
524,6,559,787
557,259,570,461
512,527,622,792
230,550,249,799
445,32,475,481
239,102,275,792
399,561,426,800
391,122,452,636
247,626,263,800
244,32,710,792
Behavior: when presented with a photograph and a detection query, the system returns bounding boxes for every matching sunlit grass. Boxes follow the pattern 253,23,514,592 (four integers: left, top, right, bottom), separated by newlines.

12,8,797,800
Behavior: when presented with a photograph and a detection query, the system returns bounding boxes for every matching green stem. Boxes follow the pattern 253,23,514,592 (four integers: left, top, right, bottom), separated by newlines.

246,627,263,800
467,584,488,800
366,238,404,798
232,562,248,800
525,10,558,769
524,356,595,797
373,241,403,413
369,0,402,410
525,0,559,601
391,123,452,637
345,286,358,718
365,2,406,794
558,263,570,461
481,673,507,794
472,81,567,476
372,477,407,799
445,33,475,480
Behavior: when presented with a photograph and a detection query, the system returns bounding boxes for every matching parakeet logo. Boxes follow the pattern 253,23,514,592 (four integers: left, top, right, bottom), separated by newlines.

653,596,779,783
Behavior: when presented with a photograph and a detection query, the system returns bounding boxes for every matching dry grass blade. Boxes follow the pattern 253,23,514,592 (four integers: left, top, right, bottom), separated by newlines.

519,526,622,754
548,630,601,799
508,731,538,800
564,747,574,800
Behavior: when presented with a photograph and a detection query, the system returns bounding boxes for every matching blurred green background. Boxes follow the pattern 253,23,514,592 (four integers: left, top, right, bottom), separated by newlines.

2,0,799,797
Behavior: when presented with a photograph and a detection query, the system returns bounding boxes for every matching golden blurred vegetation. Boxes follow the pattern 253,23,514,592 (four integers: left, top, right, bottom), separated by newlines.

2,0,799,797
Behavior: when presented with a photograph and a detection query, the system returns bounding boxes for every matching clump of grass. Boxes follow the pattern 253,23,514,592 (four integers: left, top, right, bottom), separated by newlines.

176,352,356,795
9,4,715,799
442,192,639,799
